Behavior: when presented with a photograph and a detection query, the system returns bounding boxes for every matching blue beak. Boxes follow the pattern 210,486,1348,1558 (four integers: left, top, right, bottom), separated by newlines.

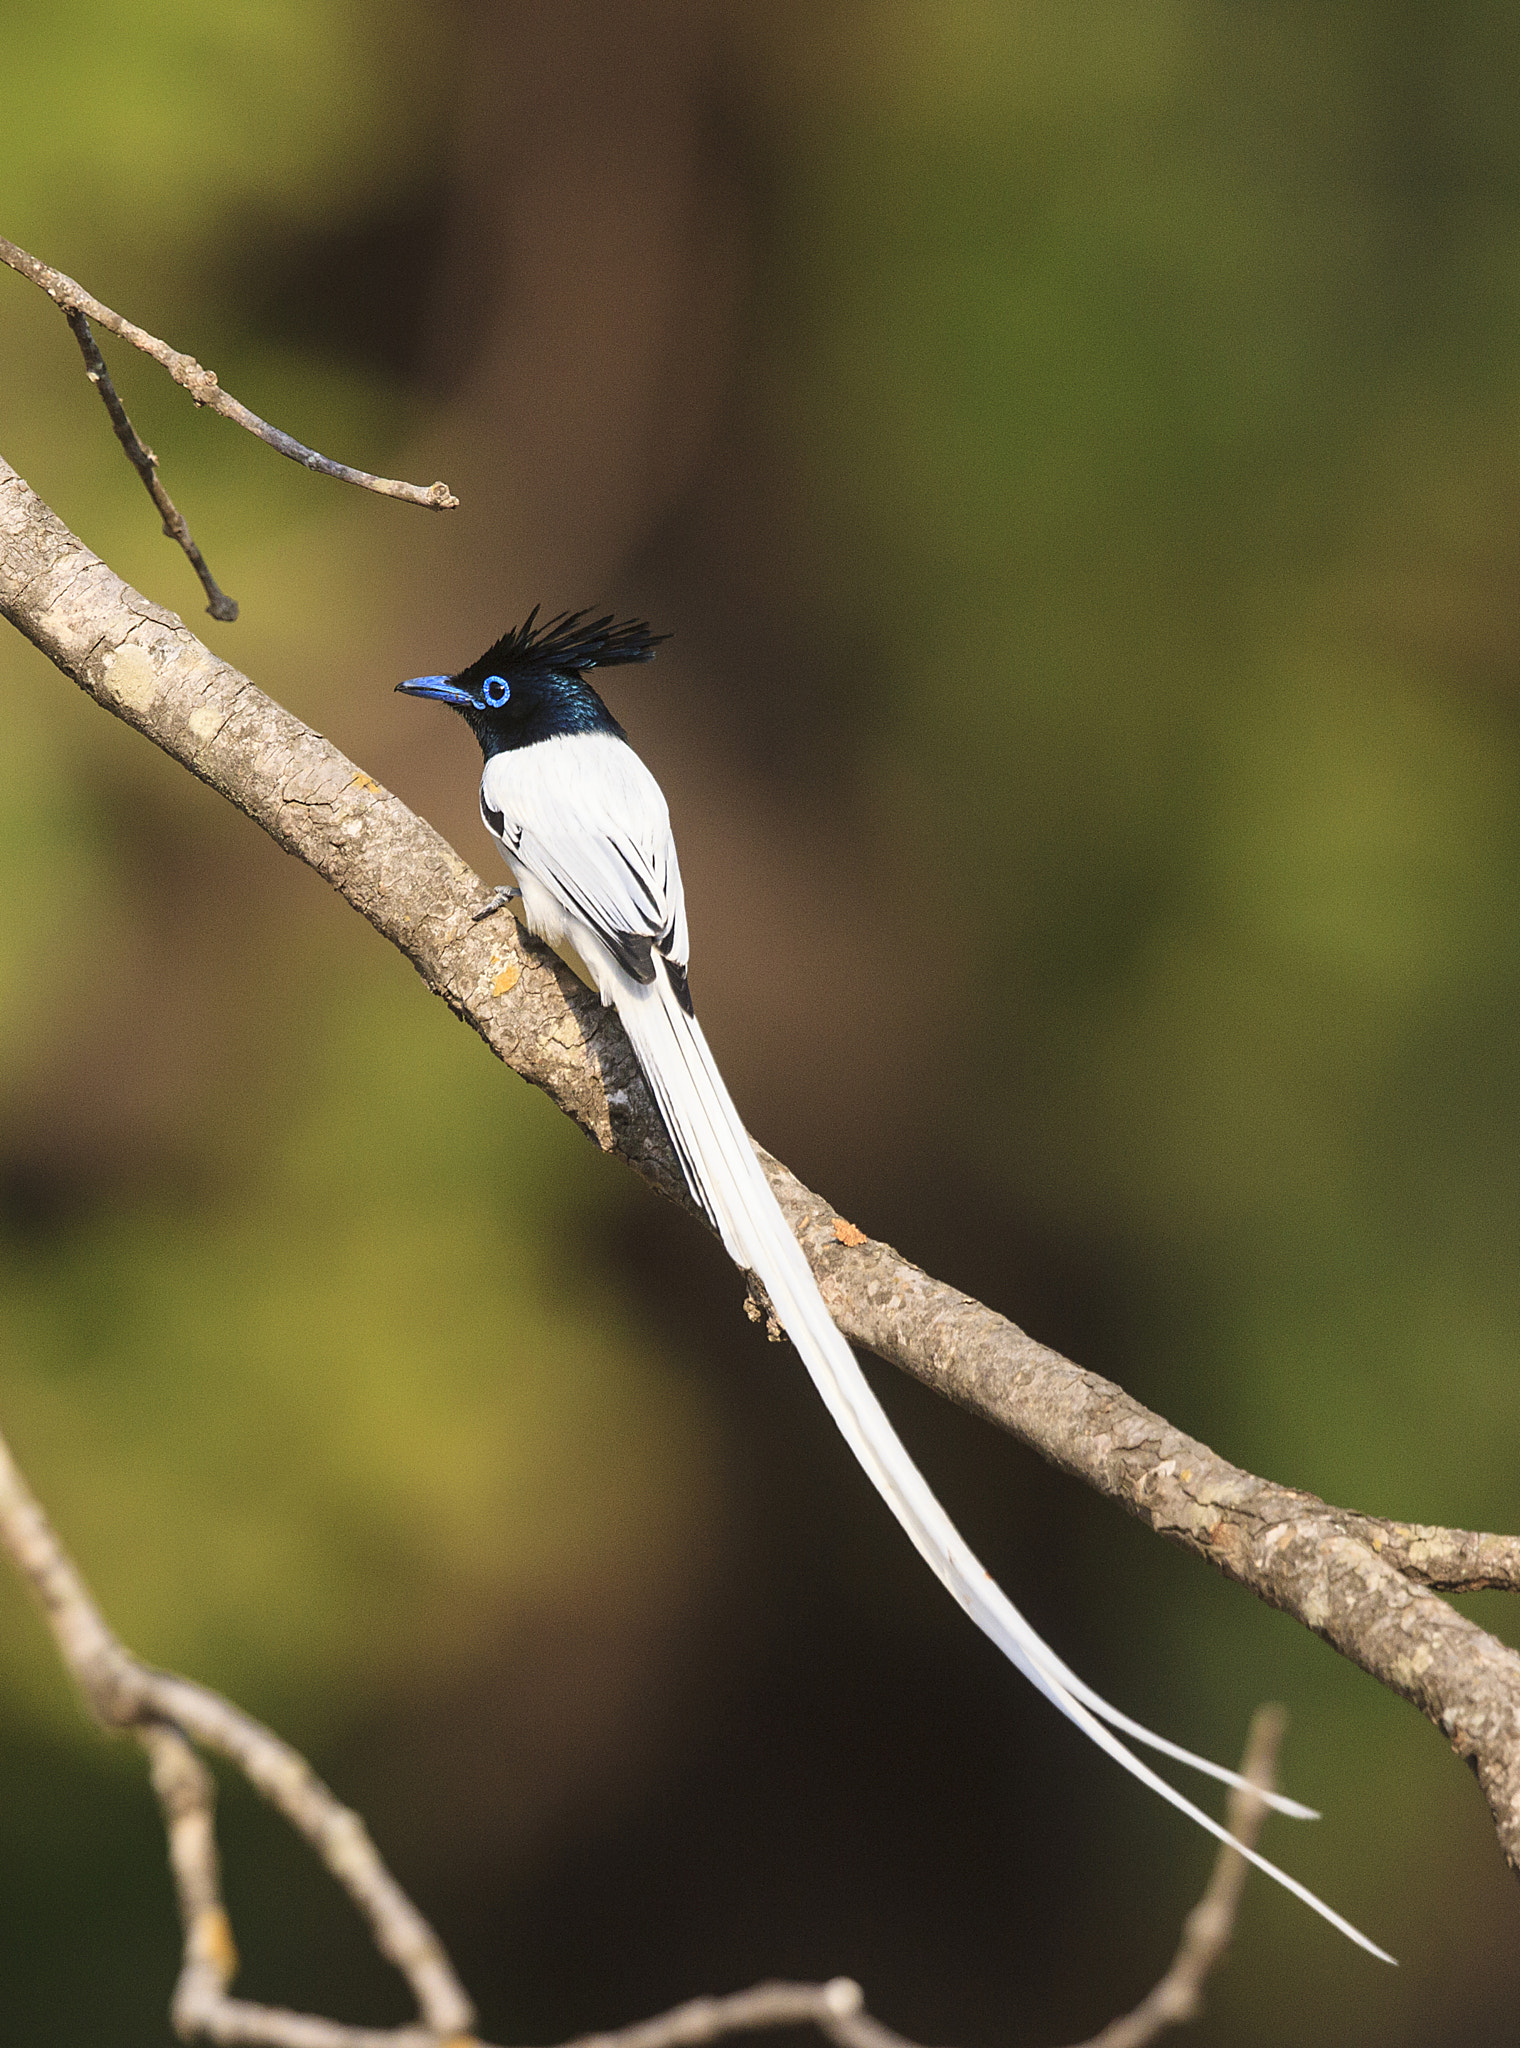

397,674,474,706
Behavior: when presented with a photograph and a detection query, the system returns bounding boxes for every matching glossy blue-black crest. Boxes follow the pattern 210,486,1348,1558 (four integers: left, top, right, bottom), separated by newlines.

481,606,669,682
397,606,668,758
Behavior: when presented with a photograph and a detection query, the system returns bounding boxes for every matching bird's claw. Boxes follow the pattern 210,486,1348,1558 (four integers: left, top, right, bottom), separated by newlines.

473,885,521,923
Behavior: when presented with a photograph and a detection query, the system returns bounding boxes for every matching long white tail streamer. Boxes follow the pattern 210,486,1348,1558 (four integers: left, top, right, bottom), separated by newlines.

614,960,1392,1965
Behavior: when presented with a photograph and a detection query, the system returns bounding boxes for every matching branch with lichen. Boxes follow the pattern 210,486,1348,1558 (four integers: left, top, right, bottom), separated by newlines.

4,450,1519,1860
5,445,1520,2030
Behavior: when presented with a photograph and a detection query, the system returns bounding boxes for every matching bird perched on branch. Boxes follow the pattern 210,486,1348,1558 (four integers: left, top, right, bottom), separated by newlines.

397,608,1385,1961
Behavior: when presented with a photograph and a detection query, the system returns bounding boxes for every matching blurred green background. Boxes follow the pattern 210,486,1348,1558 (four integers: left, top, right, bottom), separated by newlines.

4,1,1520,2040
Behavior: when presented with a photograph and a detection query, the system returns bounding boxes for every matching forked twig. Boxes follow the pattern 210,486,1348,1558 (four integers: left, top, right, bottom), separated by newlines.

0,238,458,509
0,1419,473,2047
0,1396,1279,2048
0,235,458,621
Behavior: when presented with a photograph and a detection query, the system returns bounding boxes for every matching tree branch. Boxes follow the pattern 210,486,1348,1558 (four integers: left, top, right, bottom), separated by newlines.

3,449,1520,1911
0,238,458,514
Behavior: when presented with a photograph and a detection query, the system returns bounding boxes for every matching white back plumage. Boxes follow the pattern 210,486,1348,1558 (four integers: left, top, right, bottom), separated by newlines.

479,731,1389,1964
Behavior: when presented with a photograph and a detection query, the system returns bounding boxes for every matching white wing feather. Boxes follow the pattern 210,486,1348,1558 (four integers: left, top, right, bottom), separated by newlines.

484,734,689,980
479,730,1390,1964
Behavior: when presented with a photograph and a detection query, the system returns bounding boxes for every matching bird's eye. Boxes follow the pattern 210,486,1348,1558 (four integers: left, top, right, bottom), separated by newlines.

482,674,511,708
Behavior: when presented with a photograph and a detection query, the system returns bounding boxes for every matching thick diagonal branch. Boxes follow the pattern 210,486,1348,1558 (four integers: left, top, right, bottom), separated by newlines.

4,449,1520,1896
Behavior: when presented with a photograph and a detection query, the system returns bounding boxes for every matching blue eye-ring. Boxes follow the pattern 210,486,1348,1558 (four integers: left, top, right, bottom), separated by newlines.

482,674,511,708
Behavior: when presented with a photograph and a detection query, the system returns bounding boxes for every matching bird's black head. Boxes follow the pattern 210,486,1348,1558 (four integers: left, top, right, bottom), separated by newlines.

396,607,668,757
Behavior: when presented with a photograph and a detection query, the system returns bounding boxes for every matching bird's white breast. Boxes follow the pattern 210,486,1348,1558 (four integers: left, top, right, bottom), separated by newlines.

481,731,673,846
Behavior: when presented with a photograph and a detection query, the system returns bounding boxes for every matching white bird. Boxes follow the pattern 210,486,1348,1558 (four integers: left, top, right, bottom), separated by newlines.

398,607,1389,1963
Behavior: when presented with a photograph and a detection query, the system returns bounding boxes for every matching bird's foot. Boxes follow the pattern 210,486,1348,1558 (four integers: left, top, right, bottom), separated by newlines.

473,886,521,923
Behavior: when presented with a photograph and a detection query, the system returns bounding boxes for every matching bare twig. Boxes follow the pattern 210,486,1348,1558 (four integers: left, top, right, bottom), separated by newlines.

1068,1706,1284,2048
0,1387,1288,2048
63,305,239,620
0,1421,476,2047
0,1374,1291,2048
0,236,458,512
538,1980,927,2048
0,1377,928,2048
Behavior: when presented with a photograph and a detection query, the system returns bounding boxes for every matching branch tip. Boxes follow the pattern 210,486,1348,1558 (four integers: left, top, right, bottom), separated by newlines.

0,234,457,623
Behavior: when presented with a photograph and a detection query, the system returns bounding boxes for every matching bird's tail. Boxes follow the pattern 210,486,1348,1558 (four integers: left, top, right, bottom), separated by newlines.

614,962,1390,1963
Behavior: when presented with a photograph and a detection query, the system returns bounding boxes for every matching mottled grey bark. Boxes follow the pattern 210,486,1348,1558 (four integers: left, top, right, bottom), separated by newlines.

5,449,1520,1890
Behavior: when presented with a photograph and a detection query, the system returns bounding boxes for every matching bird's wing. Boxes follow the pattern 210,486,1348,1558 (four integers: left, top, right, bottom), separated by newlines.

481,732,689,982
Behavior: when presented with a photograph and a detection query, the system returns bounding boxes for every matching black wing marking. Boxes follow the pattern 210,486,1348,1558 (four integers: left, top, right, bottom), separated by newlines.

481,793,521,851
604,929,657,984
660,946,694,1014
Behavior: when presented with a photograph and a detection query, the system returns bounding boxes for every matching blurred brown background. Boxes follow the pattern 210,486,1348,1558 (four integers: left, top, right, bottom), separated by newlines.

4,1,1520,2041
